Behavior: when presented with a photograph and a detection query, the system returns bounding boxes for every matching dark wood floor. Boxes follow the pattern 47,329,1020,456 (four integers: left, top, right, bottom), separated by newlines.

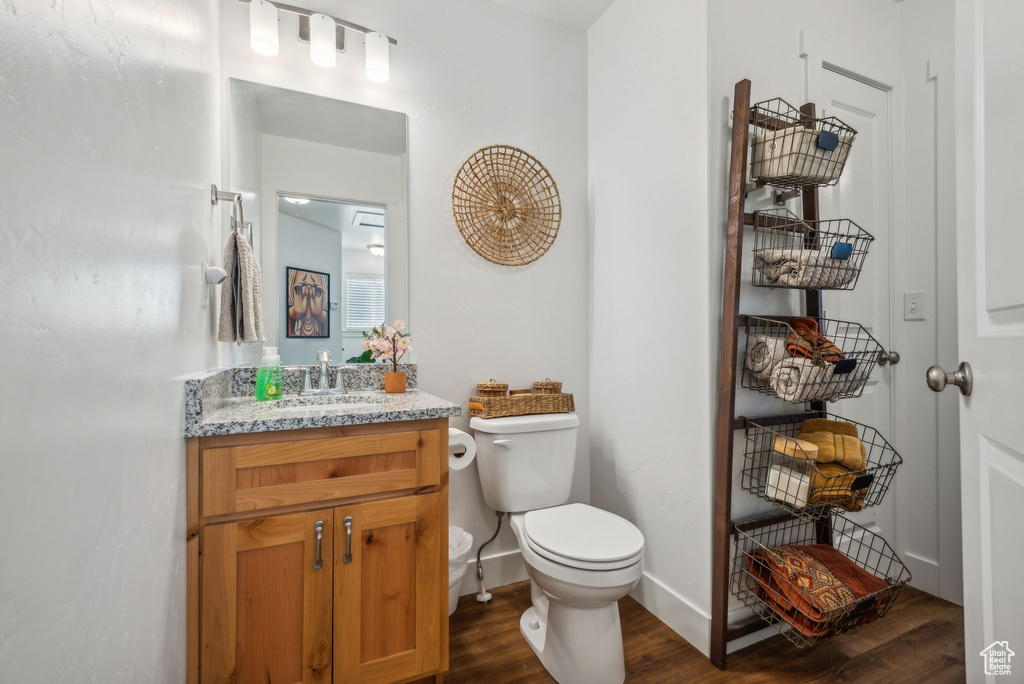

446,581,965,683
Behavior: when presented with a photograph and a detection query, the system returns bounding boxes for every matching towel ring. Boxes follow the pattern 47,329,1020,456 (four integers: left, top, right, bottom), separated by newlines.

210,184,252,245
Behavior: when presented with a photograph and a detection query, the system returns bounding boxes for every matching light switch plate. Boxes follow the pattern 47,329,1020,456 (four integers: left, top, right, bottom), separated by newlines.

904,290,926,321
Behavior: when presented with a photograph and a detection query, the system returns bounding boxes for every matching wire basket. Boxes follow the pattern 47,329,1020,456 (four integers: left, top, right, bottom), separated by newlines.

751,209,874,291
740,412,902,519
749,98,857,189
730,512,911,648
742,316,882,403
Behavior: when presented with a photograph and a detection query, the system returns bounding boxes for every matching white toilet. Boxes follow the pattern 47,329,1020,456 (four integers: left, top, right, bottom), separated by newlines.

471,413,644,684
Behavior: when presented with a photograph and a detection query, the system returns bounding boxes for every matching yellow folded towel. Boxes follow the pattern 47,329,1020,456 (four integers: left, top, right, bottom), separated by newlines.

800,418,859,438
772,435,820,461
808,462,866,511
798,431,867,470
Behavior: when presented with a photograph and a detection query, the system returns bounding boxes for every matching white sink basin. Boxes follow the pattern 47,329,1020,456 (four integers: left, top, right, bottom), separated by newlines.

260,392,401,415
267,402,382,414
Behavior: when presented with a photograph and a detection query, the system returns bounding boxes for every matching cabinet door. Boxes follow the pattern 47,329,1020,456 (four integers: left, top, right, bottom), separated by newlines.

202,510,333,684
334,493,441,684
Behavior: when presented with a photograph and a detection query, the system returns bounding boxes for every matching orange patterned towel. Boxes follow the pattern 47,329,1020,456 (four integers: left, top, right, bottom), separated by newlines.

785,317,843,363
747,543,891,637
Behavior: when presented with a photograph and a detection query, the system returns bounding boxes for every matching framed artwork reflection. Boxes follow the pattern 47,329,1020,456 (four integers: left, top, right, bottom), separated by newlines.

286,267,330,338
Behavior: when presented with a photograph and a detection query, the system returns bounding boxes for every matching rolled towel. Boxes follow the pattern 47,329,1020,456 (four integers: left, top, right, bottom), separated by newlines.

798,431,867,470
821,362,870,401
745,336,787,379
770,357,835,403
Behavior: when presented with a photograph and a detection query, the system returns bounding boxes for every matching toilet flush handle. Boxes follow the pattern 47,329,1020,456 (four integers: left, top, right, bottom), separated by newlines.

493,439,515,450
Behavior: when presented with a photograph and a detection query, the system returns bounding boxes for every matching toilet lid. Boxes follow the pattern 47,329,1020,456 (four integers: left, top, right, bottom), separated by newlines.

523,503,644,566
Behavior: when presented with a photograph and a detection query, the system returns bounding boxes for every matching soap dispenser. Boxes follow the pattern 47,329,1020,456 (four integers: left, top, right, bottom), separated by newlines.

255,346,284,402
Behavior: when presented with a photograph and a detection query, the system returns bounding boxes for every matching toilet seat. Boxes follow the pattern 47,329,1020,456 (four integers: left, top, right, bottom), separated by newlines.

523,503,644,571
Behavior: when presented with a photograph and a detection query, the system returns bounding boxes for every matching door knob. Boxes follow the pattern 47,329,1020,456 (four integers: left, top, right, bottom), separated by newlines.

877,350,901,366
926,361,973,397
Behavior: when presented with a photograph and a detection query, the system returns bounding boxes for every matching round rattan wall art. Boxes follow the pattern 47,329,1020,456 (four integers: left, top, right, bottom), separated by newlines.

451,144,561,267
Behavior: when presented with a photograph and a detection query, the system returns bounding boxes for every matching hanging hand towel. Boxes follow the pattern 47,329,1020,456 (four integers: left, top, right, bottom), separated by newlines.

217,233,265,344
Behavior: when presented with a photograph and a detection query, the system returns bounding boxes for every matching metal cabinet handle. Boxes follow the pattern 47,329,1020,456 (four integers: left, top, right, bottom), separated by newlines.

926,361,973,397
877,350,901,366
343,516,353,564
313,520,324,570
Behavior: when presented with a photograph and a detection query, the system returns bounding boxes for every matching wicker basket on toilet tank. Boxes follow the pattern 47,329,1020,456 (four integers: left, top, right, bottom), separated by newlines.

468,379,574,418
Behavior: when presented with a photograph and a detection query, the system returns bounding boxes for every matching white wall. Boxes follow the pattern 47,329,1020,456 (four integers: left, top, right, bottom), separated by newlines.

220,0,590,585
588,0,712,650
0,1,221,681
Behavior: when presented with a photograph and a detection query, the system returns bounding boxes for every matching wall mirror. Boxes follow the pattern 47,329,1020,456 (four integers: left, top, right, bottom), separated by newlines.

226,78,409,366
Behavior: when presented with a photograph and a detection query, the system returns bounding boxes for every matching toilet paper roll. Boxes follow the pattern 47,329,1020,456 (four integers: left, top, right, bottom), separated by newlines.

448,428,477,470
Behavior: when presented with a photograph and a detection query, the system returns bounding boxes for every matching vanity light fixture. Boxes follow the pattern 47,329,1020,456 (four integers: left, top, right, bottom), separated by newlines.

365,33,390,83
308,14,337,68
367,243,385,257
241,0,396,81
283,196,310,205
248,0,279,56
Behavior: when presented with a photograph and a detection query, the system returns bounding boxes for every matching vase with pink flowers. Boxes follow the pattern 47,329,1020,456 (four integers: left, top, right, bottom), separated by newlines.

362,320,413,393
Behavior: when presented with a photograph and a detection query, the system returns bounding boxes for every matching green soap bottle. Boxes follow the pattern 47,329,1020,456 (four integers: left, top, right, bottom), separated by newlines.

255,346,284,402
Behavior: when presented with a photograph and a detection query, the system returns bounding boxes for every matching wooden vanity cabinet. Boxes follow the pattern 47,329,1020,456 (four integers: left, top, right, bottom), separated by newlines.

187,419,450,684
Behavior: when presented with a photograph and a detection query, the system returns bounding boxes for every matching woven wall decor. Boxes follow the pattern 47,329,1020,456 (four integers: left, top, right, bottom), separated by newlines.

451,144,561,266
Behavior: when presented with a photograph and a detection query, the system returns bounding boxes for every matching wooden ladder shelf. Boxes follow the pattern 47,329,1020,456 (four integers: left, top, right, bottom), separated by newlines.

709,78,832,669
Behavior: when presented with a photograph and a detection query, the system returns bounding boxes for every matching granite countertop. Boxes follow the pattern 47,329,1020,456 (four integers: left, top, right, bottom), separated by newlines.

184,365,461,437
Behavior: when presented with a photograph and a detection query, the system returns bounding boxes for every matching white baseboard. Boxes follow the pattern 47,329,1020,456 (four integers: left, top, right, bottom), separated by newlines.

902,549,939,595
629,571,711,656
456,548,528,597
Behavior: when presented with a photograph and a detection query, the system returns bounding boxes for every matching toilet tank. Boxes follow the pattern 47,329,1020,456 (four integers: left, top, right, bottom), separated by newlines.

470,413,579,513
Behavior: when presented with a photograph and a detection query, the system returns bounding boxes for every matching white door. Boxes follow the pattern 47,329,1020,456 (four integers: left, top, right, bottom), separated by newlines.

955,0,1024,680
817,70,894,541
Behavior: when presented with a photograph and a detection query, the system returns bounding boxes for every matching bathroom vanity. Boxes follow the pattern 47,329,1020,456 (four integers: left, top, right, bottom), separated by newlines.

184,366,460,683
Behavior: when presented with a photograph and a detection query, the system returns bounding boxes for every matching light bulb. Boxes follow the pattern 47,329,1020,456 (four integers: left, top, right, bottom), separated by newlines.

284,197,310,205
365,32,390,83
309,14,337,68
368,244,385,257
249,0,279,57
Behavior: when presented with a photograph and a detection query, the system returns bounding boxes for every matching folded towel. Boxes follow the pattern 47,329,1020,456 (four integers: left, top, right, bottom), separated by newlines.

747,543,891,638
786,318,843,363
753,248,857,289
770,357,835,403
797,431,867,470
217,232,265,344
772,435,819,461
745,336,787,379
804,461,868,511
800,418,860,438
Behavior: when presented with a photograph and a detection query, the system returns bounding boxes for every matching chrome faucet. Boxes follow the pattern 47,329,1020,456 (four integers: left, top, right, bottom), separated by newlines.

317,349,332,391
300,349,346,396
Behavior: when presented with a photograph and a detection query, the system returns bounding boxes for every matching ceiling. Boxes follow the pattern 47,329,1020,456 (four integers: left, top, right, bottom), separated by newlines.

231,80,407,156
489,0,616,30
278,196,386,252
